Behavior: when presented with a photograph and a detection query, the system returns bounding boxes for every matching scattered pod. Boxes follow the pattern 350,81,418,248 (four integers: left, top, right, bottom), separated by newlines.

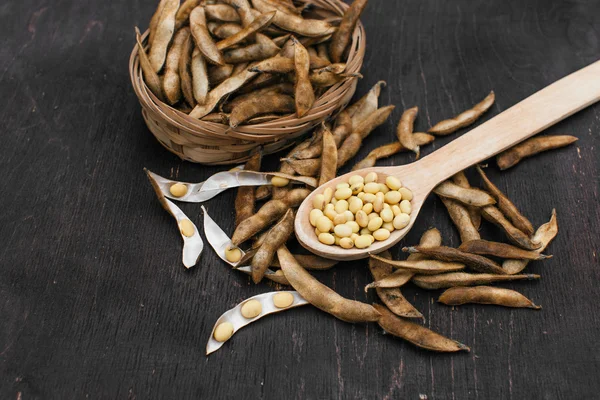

403,246,507,275
235,152,262,226
175,0,200,29
370,255,465,275
412,272,540,290
206,291,309,355
204,4,241,23
271,254,338,270
290,123,329,160
222,82,294,112
496,135,578,170
476,166,533,235
163,27,190,104
229,93,294,127
346,80,385,128
329,0,368,62
396,106,421,158
352,105,396,140
223,33,280,64
208,63,234,85
368,251,424,319
318,124,338,185
433,180,496,207
251,209,295,283
504,209,558,274
179,31,195,106
450,171,481,230
148,0,179,72
210,22,244,39
438,286,541,309
277,246,381,323
145,170,204,269
458,239,551,260
352,133,435,171
373,304,470,353
134,27,164,101
202,205,246,267
216,11,276,50
429,91,495,135
481,206,541,250
190,6,225,66
231,200,287,245
252,0,336,37
189,68,258,118
439,196,481,243
191,47,209,104
292,37,315,117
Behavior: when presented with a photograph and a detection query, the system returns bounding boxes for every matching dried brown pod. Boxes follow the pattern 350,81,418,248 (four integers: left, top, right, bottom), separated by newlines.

148,0,169,47
277,247,381,323
429,91,495,135
222,82,294,112
252,0,336,37
438,286,541,309
369,255,465,274
216,11,276,50
458,239,550,260
234,152,262,227
353,105,397,140
281,157,320,177
329,0,368,63
220,0,255,27
191,47,209,104
481,206,541,250
318,124,338,185
373,304,470,352
204,4,241,23
251,209,294,283
232,199,289,245
271,254,339,270
210,22,244,39
190,6,225,65
368,251,424,319
175,0,200,29
149,0,180,73
289,123,329,160
450,171,481,230
396,106,421,158
292,37,315,117
412,272,540,290
179,32,195,106
433,180,496,207
208,63,234,85
255,185,272,201
222,33,280,63
309,68,361,87
352,133,435,171
439,196,480,243
496,135,578,170
229,93,294,127
201,112,229,124
403,246,507,275
346,80,385,128
134,27,165,101
365,227,442,291
317,43,330,63
332,109,353,148
476,166,533,235
503,209,558,274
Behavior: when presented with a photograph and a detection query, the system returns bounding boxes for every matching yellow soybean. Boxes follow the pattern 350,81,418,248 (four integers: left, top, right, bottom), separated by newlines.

273,292,294,308
271,176,290,187
385,176,402,190
241,299,262,319
214,322,234,342
169,183,188,197
364,172,378,183
318,232,335,245
225,246,242,263
399,187,413,201
373,228,390,241
179,219,195,237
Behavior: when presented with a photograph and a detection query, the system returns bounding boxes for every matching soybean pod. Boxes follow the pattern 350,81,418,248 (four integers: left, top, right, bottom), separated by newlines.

496,135,578,170
251,209,294,283
396,106,421,158
234,152,262,227
318,124,337,185
329,0,368,62
481,206,541,250
458,239,551,261
429,91,495,135
412,272,540,290
438,286,541,309
190,6,225,65
403,246,507,275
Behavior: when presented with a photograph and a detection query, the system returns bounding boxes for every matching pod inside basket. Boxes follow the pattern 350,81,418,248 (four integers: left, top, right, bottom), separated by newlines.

129,0,366,165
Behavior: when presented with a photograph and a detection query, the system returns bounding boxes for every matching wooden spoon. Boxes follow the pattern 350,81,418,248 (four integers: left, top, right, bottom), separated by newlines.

295,60,600,260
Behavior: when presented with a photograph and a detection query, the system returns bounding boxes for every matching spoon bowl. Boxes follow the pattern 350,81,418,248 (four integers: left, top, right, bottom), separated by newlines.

295,59,600,260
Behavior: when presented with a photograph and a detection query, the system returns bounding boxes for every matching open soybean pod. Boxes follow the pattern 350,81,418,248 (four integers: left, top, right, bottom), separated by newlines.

503,209,558,274
373,304,470,352
476,165,534,235
438,286,541,309
496,135,578,170
368,251,424,319
206,291,309,355
429,91,495,135
145,170,203,269
277,246,381,323
202,206,247,267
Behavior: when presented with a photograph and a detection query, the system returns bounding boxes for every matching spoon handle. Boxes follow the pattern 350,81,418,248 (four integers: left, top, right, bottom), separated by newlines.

412,59,600,186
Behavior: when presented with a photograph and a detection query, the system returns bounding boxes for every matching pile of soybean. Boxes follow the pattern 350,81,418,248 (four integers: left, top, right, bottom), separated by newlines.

136,0,368,125
213,77,577,353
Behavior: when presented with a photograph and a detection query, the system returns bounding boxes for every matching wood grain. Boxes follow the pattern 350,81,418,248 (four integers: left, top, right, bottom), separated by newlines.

1,0,599,399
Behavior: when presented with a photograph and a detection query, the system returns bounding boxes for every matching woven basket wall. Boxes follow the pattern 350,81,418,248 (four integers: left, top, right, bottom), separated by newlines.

129,0,366,165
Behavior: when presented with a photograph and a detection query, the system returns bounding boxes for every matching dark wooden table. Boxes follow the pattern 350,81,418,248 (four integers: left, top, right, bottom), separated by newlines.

2,0,599,398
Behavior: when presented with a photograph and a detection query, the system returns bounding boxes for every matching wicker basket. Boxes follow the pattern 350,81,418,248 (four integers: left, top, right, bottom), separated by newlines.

129,0,365,165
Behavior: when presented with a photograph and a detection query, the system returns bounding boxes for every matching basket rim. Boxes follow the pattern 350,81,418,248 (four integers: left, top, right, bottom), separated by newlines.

129,0,366,143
